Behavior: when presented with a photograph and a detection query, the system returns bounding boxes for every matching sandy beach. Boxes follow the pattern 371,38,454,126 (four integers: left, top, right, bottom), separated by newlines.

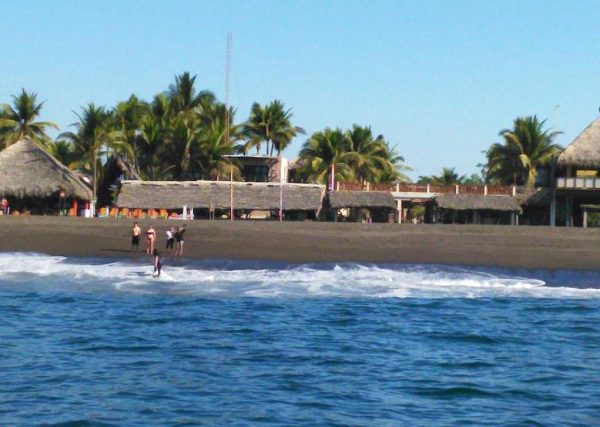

0,216,597,270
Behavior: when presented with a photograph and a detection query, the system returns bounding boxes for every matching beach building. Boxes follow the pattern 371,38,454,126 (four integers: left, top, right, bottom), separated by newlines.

432,193,523,225
116,180,324,220
223,155,288,183
325,190,397,222
553,116,600,227
0,138,92,215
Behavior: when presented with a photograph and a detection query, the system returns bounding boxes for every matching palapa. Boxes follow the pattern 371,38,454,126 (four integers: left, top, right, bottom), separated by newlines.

557,116,600,168
116,180,325,211
435,193,522,213
327,190,396,209
0,138,92,200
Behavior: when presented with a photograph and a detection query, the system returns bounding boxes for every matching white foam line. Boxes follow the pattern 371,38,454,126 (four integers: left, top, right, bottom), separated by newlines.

0,252,598,299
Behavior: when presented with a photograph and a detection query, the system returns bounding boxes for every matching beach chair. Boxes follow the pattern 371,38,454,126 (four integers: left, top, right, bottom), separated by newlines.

109,207,118,218
159,209,169,219
119,208,130,218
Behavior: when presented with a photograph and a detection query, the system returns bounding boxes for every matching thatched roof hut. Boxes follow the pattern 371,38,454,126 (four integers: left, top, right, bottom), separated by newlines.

116,180,325,211
435,194,522,213
0,139,92,200
557,117,600,169
327,191,397,209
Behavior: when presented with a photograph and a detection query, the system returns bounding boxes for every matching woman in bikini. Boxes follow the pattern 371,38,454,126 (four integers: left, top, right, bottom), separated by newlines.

146,225,156,255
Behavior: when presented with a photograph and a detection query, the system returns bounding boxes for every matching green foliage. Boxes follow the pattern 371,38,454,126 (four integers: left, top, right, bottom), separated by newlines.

484,116,562,186
241,100,304,156
418,167,465,185
298,125,410,184
0,89,58,147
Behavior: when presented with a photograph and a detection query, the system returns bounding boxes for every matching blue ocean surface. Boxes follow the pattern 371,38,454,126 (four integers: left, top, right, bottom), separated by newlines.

0,253,599,426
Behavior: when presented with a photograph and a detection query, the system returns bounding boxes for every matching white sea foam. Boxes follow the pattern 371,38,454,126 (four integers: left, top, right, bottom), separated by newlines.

0,253,598,299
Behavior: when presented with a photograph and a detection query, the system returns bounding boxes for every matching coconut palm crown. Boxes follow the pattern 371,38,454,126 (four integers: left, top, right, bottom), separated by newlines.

0,89,58,147
486,116,562,186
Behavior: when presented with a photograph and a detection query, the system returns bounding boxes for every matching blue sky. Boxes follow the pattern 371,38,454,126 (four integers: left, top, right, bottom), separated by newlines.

1,0,598,179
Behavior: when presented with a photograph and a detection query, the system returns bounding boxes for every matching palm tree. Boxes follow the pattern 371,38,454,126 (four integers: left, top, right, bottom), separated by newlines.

487,116,562,186
344,125,407,183
298,128,352,184
242,100,304,156
58,104,129,203
168,72,216,117
47,139,78,168
193,105,242,180
0,89,58,147
169,116,201,180
113,95,148,172
138,115,172,180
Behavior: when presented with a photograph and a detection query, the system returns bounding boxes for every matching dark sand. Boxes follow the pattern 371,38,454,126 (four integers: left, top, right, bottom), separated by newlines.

0,216,598,270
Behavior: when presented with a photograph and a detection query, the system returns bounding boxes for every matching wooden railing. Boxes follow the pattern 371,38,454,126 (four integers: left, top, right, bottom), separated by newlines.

336,181,516,195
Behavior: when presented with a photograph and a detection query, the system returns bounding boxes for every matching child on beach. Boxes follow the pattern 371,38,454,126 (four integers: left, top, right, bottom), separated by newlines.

152,249,162,277
166,226,175,253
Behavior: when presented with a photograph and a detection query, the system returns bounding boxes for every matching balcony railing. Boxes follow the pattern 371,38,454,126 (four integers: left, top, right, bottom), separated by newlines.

336,181,516,195
556,177,600,189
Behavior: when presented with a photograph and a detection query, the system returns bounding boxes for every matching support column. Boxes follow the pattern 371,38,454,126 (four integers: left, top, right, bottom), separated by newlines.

550,191,556,226
583,208,588,228
396,199,403,223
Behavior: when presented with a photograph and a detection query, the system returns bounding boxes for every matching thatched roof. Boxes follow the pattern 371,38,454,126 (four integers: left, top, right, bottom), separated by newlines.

557,117,600,168
0,139,92,200
116,180,325,211
517,187,553,207
435,194,522,213
327,191,397,209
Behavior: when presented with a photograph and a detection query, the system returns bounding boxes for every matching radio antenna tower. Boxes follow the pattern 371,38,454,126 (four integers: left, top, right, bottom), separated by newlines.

225,31,234,221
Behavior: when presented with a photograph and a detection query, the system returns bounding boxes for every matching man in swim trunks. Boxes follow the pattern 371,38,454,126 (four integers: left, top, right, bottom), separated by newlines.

131,222,141,252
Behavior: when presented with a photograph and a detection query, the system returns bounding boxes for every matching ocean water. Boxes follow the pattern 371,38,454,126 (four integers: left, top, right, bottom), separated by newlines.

0,253,599,426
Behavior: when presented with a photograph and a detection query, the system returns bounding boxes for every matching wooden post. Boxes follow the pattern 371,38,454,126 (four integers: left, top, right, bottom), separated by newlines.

279,183,283,222
426,184,430,193
484,185,488,195
397,199,402,223
583,208,588,228
230,167,234,221
455,184,459,194
396,183,400,192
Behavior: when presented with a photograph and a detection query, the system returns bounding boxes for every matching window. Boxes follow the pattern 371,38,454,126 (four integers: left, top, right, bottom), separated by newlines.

243,165,269,182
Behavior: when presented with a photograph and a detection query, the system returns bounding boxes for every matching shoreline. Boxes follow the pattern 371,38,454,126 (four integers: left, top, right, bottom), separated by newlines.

0,216,598,271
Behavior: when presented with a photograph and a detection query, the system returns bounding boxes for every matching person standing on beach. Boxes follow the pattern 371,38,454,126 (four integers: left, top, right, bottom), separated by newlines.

175,224,186,256
166,226,175,254
146,224,156,255
131,222,141,252
1,197,9,215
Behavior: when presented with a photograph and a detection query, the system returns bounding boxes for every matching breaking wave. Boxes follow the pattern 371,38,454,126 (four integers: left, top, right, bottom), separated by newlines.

0,253,598,299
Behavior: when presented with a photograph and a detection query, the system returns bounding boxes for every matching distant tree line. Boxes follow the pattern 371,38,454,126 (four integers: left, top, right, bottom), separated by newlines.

0,73,562,202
